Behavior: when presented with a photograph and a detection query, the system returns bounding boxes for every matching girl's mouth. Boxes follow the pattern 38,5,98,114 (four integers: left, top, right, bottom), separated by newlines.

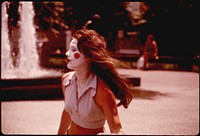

66,57,71,63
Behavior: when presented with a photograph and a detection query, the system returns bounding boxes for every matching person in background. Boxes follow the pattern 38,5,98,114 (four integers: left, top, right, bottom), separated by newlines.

57,29,132,135
142,34,159,70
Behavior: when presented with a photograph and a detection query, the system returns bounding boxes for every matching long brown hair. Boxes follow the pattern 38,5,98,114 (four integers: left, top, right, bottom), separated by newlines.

73,29,132,108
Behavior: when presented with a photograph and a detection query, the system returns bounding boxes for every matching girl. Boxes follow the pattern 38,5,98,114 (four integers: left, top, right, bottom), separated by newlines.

57,29,132,135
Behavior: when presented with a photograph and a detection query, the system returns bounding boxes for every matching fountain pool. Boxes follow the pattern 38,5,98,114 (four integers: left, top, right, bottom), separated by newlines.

1,2,64,101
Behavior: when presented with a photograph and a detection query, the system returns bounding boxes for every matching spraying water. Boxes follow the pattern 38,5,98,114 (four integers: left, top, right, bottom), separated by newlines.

18,2,39,68
1,2,13,79
1,2,62,79
18,1,40,77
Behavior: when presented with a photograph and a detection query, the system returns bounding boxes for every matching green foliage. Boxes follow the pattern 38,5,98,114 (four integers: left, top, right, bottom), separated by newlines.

49,58,66,67
33,2,68,34
7,1,148,36
7,1,69,35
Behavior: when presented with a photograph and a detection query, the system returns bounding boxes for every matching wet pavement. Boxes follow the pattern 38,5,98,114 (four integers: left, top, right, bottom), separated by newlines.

1,69,199,135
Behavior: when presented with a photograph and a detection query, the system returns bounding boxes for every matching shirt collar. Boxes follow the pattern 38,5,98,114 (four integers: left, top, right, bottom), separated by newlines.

64,71,97,90
75,72,97,90
74,72,97,100
63,71,76,86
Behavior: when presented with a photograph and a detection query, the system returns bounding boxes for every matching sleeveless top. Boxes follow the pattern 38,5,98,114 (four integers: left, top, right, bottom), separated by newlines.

63,71,106,129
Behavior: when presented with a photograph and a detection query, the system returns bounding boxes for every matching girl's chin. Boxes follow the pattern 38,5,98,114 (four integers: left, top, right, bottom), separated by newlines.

67,63,76,70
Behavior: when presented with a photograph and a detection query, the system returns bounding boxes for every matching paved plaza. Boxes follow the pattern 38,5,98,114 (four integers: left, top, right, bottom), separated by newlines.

1,69,199,135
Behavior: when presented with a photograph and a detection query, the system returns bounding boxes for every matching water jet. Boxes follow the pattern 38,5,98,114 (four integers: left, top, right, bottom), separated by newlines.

1,2,63,101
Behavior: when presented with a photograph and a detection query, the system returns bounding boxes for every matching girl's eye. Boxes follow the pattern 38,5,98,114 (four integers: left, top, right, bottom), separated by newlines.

71,48,76,52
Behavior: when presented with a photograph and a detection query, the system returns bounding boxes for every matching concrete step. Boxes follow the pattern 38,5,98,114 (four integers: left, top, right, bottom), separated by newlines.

1,75,140,101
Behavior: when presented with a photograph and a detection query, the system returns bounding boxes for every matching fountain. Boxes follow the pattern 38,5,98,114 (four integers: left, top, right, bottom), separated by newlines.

2,1,62,79
1,2,140,101
1,2,63,100
18,1,40,77
1,2,13,78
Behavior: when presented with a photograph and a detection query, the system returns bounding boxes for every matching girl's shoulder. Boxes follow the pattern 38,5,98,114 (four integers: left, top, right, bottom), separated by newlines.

61,71,76,96
62,71,75,82
97,76,110,89
61,71,76,87
95,76,116,107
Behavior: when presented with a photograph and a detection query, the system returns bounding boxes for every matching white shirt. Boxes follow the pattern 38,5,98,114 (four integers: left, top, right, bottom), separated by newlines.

63,71,106,129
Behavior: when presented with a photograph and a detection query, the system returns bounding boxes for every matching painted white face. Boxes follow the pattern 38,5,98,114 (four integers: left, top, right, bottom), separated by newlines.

65,38,85,70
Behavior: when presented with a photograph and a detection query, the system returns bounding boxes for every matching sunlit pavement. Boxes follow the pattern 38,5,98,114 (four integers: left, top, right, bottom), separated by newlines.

1,69,199,135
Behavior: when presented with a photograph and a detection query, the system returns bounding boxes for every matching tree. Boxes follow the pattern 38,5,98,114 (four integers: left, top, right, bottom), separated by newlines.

143,0,195,57
33,2,68,34
6,1,149,47
7,1,68,35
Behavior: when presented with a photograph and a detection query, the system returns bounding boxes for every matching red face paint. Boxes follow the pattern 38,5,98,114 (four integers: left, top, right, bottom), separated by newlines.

74,53,80,59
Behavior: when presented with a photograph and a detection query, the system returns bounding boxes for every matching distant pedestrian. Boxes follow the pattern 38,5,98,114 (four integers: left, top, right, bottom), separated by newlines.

57,29,132,135
138,34,159,70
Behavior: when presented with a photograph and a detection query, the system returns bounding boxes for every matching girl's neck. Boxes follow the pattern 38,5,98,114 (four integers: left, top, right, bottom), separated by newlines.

75,62,91,85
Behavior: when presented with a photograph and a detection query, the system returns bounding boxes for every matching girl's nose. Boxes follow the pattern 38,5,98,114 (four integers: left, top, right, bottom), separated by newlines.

65,50,71,61
65,50,70,57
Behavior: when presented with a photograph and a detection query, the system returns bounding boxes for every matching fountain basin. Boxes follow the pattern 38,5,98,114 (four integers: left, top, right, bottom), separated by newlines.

1,75,140,101
1,76,63,101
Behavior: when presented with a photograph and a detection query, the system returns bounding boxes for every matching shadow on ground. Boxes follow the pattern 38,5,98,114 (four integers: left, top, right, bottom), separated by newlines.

129,87,169,100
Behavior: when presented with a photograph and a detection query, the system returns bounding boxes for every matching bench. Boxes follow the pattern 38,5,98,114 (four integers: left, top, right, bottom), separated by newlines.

149,56,199,65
